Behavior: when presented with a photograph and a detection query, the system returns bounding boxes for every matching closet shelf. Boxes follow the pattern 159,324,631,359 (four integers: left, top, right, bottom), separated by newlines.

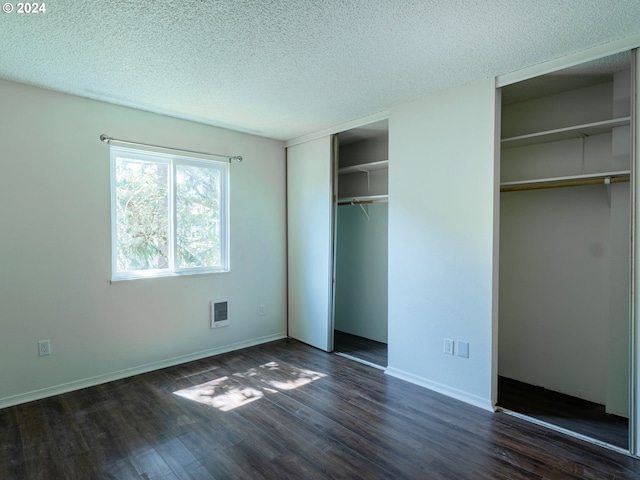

500,170,630,193
501,117,631,149
339,160,388,175
337,194,388,205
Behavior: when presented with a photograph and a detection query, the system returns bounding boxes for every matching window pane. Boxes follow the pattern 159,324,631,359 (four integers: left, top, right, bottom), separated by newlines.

175,163,221,269
115,157,170,272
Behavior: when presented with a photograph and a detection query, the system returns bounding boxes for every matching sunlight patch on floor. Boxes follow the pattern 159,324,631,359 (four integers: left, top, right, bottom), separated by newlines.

173,361,326,411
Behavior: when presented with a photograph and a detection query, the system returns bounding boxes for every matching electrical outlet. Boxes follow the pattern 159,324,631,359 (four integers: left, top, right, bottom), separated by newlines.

444,338,454,355
259,305,266,316
38,340,51,357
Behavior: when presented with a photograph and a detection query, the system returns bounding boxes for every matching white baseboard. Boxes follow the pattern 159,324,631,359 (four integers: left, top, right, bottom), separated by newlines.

385,366,494,413
0,332,286,410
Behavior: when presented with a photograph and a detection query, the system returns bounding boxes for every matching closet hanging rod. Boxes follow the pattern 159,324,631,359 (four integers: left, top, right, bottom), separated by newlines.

500,174,630,193
339,199,378,206
99,134,243,163
337,195,388,205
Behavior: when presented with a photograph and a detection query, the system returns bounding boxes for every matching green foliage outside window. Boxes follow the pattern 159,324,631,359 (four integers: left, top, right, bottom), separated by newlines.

112,148,228,279
175,164,221,268
116,159,169,272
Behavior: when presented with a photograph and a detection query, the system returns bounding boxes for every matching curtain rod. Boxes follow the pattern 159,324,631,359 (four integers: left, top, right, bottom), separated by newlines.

99,134,243,163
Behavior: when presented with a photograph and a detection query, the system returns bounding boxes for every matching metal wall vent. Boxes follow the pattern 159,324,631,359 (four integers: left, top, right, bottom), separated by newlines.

210,299,230,328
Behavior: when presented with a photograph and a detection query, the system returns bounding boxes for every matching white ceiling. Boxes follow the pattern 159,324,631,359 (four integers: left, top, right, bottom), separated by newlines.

1,1,640,141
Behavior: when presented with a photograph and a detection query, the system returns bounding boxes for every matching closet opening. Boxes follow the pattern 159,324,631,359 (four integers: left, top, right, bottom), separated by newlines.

497,52,632,451
333,120,389,369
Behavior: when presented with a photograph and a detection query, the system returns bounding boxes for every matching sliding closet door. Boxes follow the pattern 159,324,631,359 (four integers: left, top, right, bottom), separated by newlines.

287,136,336,352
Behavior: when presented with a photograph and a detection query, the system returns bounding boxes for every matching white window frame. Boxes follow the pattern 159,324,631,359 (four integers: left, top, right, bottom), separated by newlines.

110,146,230,281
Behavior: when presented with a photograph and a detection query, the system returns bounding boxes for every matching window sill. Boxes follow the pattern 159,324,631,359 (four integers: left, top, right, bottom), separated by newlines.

110,268,230,283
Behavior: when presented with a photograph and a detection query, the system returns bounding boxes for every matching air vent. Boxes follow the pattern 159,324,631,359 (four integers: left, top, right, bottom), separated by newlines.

210,299,230,328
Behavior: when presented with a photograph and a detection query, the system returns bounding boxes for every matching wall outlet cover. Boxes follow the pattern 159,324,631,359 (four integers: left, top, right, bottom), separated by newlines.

457,341,469,358
38,339,51,356
444,338,454,355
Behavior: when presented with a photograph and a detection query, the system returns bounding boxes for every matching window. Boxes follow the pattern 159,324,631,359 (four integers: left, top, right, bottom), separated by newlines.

110,146,229,280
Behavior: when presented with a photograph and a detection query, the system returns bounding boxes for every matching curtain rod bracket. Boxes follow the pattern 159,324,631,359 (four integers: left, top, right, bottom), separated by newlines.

99,134,243,163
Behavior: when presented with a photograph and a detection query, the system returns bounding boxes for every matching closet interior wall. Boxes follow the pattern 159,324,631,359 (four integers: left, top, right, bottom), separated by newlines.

498,64,631,416
334,133,389,344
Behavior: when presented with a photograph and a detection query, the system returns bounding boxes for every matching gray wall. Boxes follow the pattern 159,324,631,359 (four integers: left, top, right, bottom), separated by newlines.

0,78,288,407
387,79,498,410
334,203,388,343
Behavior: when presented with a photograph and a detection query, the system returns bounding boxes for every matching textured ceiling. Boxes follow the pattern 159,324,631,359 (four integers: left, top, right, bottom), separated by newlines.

1,1,640,141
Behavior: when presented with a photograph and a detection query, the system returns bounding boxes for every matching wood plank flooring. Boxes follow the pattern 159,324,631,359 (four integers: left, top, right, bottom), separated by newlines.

334,330,388,367
498,376,629,449
2,338,640,479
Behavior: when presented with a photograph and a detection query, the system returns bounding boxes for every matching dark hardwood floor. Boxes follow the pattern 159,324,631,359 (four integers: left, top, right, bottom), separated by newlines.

2,338,640,479
334,330,388,367
498,376,629,450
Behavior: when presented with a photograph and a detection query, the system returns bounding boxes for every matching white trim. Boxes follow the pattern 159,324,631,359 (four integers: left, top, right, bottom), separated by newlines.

497,33,640,88
632,47,639,456
110,146,230,281
385,367,494,412
285,110,389,148
491,86,502,409
109,268,230,283
0,333,286,410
